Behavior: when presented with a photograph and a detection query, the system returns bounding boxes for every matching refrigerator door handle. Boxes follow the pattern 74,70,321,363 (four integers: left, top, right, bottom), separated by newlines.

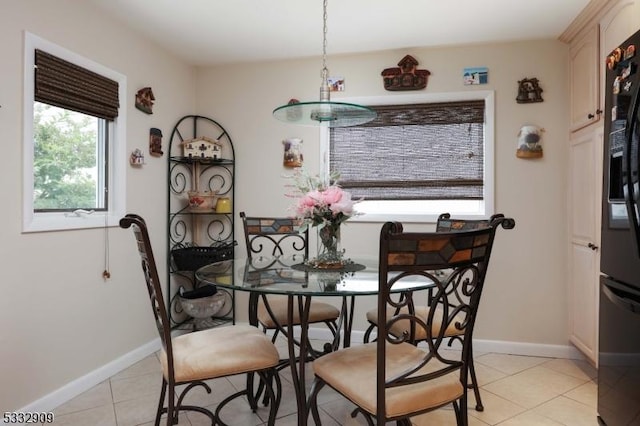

625,87,640,254
602,279,640,314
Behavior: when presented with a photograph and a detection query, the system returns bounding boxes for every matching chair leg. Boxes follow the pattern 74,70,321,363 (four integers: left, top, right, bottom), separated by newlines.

307,378,326,425
467,341,484,411
155,378,167,426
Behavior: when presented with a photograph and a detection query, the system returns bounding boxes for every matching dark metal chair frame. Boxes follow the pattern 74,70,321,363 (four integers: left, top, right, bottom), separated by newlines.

308,216,514,425
120,214,282,426
239,211,340,344
361,213,515,413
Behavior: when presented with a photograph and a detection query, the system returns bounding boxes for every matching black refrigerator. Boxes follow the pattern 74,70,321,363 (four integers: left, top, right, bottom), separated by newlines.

599,28,640,426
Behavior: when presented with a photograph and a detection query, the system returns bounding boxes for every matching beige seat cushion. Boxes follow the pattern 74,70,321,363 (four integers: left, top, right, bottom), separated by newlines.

258,296,340,328
160,324,280,383
313,342,464,418
366,305,464,341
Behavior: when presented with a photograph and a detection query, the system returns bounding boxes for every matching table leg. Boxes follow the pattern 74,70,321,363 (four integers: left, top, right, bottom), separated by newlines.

288,294,312,426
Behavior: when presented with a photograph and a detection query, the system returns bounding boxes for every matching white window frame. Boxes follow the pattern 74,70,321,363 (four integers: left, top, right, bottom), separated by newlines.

23,32,127,233
320,91,494,223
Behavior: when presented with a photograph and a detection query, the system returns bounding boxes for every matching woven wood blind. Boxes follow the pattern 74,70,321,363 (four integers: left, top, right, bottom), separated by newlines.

35,49,119,120
330,100,485,200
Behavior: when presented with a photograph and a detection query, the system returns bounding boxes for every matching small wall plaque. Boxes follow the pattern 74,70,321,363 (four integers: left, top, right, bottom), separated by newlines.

381,55,430,91
516,78,544,103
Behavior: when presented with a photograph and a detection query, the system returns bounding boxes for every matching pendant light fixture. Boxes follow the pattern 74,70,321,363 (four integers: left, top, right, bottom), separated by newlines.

272,0,376,127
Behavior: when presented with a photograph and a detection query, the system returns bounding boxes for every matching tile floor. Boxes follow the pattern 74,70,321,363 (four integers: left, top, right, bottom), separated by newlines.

47,339,599,426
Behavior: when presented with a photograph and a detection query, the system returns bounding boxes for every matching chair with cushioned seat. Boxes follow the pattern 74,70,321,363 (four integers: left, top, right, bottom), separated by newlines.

240,212,341,344
308,216,513,425
361,213,515,413
120,214,282,426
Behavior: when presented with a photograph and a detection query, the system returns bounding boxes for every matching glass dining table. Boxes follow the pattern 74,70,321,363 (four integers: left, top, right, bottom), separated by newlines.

195,254,436,426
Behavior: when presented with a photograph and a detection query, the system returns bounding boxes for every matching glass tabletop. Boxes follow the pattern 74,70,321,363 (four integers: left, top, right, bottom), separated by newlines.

195,255,437,296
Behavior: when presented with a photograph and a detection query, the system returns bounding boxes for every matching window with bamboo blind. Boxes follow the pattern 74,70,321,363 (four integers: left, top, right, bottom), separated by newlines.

324,92,495,222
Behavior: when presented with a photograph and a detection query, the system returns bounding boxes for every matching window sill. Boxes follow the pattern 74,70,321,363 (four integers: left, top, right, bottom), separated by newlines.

23,211,123,233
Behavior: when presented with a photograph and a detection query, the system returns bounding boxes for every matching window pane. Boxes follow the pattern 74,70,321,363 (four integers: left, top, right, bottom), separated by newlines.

330,102,485,201
33,102,106,211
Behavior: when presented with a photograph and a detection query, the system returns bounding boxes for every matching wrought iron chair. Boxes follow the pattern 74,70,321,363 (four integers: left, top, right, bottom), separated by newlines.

362,213,515,412
239,212,341,343
308,217,513,425
120,214,282,426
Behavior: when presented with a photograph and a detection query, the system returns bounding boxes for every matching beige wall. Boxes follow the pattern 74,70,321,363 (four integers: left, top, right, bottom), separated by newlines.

1,0,572,413
195,40,570,345
0,0,196,412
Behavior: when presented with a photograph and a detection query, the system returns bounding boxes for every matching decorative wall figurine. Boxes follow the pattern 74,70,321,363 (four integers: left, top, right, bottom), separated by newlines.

516,78,544,103
135,87,155,114
149,127,163,157
516,125,544,159
463,67,488,85
328,77,345,92
283,138,303,168
130,148,145,166
181,136,222,159
381,55,430,91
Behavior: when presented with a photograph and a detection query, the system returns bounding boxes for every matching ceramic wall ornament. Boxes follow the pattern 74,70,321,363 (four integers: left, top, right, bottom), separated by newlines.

328,76,345,92
516,78,544,103
283,138,303,168
381,55,431,91
130,148,145,166
516,125,544,159
135,87,155,114
149,127,163,157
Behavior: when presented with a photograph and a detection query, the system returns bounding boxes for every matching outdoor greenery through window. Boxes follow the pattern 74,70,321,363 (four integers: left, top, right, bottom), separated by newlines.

325,93,494,222
33,102,107,211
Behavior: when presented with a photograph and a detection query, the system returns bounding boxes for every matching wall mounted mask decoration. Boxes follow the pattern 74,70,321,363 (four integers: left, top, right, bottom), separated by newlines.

516,78,544,103
381,55,430,91
135,87,155,114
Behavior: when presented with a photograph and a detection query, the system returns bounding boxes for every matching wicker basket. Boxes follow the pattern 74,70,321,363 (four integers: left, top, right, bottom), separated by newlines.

171,241,235,271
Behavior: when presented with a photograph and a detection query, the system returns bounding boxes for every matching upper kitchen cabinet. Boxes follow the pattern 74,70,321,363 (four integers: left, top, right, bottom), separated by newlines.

569,25,601,131
565,0,640,132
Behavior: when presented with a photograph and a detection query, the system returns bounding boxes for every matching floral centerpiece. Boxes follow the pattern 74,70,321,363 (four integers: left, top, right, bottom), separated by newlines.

287,169,358,268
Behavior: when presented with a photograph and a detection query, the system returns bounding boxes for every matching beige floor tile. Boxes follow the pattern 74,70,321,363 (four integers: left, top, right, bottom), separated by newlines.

482,365,587,409
539,357,597,381
110,354,161,380
475,353,550,375
563,380,598,408
51,404,117,426
110,371,161,403
53,380,113,415
411,407,490,426
474,360,509,386
531,395,599,426
467,389,527,425
497,410,564,425
113,393,160,426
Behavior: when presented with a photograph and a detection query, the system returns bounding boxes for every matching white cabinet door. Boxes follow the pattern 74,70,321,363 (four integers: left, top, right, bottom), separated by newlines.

568,125,603,365
570,25,601,132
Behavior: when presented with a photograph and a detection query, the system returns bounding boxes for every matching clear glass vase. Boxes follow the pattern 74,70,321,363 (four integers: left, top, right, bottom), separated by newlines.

315,223,344,268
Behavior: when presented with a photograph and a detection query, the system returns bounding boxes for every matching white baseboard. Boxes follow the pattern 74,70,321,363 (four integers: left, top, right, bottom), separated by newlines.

305,327,586,360
20,326,585,413
18,338,161,413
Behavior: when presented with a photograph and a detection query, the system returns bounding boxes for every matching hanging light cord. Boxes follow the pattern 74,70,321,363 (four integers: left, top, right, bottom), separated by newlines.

320,0,330,102
103,213,111,280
